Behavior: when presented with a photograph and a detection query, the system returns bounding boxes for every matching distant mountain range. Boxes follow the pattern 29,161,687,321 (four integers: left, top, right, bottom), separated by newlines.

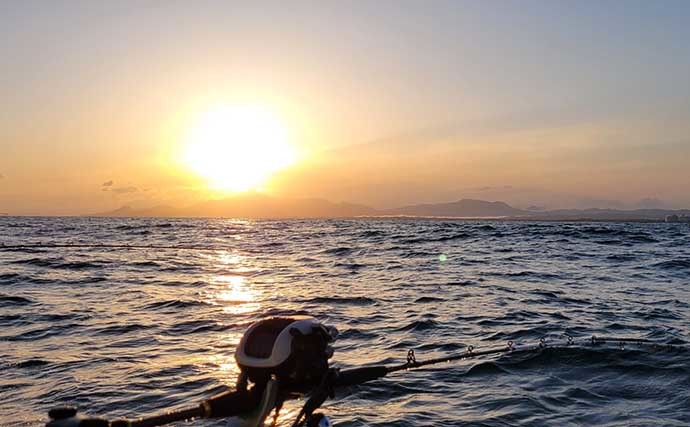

97,194,376,219
382,199,524,217
95,195,690,222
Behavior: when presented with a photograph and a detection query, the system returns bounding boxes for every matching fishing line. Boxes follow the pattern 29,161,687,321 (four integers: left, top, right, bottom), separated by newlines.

0,243,231,252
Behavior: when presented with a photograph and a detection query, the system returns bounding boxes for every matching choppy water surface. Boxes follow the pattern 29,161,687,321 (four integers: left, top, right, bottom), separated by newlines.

1,217,689,426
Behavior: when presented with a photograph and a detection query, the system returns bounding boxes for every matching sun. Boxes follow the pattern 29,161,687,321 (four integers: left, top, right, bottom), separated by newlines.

183,105,296,192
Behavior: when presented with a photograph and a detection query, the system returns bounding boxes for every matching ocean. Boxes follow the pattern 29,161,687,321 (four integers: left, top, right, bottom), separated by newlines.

1,217,689,426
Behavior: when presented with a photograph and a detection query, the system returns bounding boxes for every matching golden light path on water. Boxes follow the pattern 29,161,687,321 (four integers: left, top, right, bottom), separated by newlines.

198,248,262,385
209,251,262,315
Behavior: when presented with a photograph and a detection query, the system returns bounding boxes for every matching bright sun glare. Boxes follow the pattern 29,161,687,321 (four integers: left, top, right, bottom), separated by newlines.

184,105,296,192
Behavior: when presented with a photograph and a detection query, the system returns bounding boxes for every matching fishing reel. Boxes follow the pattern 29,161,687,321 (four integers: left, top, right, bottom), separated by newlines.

235,316,339,392
231,316,339,426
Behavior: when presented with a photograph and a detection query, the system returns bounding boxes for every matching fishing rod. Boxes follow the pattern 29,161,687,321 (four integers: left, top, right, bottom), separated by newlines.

45,317,685,427
289,334,686,426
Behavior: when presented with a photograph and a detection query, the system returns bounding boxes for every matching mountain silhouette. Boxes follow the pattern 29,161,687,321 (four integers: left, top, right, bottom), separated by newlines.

94,195,690,221
96,194,375,218
382,199,525,217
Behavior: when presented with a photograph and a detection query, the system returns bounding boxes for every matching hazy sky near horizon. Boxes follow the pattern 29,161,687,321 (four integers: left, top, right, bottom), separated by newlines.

2,1,690,215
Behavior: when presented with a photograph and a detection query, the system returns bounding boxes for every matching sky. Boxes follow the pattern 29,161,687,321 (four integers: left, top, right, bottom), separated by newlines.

1,0,690,215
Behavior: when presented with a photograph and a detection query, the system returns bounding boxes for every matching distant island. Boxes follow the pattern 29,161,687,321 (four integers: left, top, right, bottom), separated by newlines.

93,195,690,222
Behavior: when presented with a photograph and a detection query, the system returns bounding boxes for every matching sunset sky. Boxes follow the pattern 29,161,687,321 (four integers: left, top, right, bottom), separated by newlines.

2,1,690,215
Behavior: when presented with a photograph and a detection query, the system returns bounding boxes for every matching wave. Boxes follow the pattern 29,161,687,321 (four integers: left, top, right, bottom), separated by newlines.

322,247,355,256
0,295,36,306
333,262,367,271
653,259,690,270
464,360,510,376
606,254,638,262
339,328,379,340
0,272,23,284
544,227,659,244
402,232,471,244
113,222,176,231
4,359,50,369
11,257,107,270
94,323,152,335
143,299,208,310
477,224,497,231
165,320,233,335
4,324,80,341
640,308,683,321
0,246,48,254
528,290,590,305
360,230,385,238
414,296,446,303
486,270,563,280
303,296,377,306
0,273,54,285
396,319,441,332
257,308,312,318
130,260,161,267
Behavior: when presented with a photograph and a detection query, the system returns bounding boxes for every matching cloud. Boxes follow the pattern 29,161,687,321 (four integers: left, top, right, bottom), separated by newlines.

111,186,139,194
100,181,138,195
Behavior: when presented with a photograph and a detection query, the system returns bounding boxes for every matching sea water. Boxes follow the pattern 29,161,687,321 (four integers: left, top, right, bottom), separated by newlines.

1,217,689,426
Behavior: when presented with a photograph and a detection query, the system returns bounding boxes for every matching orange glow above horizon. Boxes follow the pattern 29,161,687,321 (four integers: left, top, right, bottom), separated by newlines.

182,105,297,192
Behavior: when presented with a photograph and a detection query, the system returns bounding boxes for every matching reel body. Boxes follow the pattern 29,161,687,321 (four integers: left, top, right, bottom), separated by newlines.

235,316,338,392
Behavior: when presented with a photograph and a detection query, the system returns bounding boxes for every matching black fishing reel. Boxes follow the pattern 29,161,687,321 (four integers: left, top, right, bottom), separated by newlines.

225,316,340,426
235,316,339,392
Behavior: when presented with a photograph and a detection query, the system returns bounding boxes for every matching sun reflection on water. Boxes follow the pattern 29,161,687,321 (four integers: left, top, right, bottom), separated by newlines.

205,251,262,314
200,249,262,385
214,275,261,314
